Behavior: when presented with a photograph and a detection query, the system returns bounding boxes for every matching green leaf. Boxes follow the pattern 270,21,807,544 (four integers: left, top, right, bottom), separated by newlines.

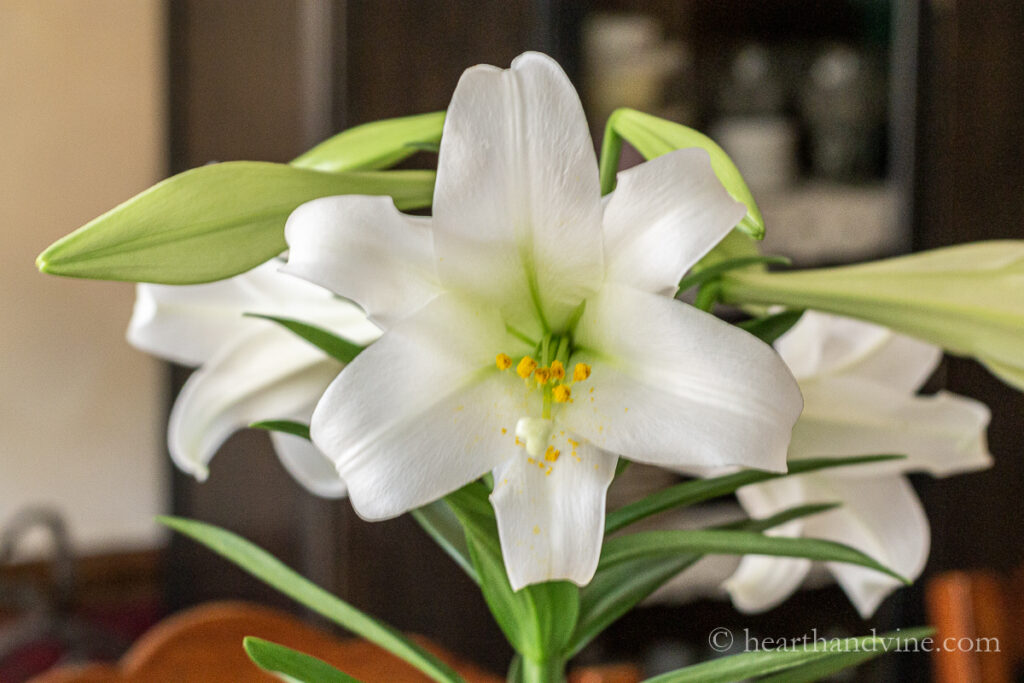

250,419,310,440
291,111,445,172
443,484,579,662
737,310,805,345
598,530,909,584
158,516,463,683
605,455,904,534
246,313,364,363
642,627,934,683
243,637,362,683
36,163,435,284
607,108,764,239
567,503,837,658
677,256,790,294
411,501,478,584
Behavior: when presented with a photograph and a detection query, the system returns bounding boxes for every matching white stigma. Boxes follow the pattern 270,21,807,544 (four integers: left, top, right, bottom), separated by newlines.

515,417,553,458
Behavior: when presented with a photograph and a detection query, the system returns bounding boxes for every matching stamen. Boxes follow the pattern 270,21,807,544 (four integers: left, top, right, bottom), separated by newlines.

573,363,592,382
495,353,512,370
552,385,571,403
550,360,565,380
517,356,537,379
534,367,552,385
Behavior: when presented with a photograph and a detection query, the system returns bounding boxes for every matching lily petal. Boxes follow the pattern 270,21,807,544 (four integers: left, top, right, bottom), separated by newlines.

431,52,603,335
563,285,802,472
270,431,347,499
777,311,941,391
284,195,440,329
129,260,379,365
794,377,992,477
311,294,532,521
725,540,813,613
490,435,617,590
168,324,342,483
602,148,746,296
802,474,930,618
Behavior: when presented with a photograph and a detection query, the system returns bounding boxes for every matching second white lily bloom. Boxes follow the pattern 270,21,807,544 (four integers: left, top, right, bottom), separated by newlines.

285,52,803,590
724,311,992,617
128,261,381,497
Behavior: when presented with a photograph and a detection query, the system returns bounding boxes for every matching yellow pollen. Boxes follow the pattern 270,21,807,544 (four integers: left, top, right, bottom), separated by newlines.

534,367,552,385
515,436,522,446
550,360,565,380
533,525,540,535
552,385,571,403
574,363,592,382
517,356,537,378
545,466,553,476
496,353,512,370
567,438,579,448
544,446,560,462
501,427,507,434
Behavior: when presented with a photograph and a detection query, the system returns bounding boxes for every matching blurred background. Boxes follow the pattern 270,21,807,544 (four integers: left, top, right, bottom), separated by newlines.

1,1,1022,681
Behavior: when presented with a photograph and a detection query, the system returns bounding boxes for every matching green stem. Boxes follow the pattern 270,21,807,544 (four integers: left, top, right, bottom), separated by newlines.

599,114,623,195
520,657,564,683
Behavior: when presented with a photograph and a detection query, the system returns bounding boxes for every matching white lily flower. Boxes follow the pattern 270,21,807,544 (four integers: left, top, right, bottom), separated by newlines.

724,311,993,618
284,52,803,590
127,260,381,498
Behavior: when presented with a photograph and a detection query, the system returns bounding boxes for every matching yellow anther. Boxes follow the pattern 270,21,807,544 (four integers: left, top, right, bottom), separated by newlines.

496,353,512,370
550,360,565,380
544,446,560,462
517,356,537,379
573,363,592,382
534,367,552,385
552,385,571,403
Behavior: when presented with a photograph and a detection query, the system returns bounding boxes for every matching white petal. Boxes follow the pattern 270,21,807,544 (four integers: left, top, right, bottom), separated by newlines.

725,548,813,613
801,474,930,619
270,431,347,499
777,311,941,391
491,435,616,590
128,260,379,365
284,195,440,329
311,294,533,521
794,377,992,477
562,285,802,472
602,149,746,296
168,326,341,482
431,52,603,335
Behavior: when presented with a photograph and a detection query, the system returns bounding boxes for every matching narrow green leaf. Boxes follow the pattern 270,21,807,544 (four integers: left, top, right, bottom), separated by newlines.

243,637,362,683
250,420,310,440
642,627,935,683
37,163,435,284
598,530,909,584
411,501,479,584
608,108,764,239
567,503,838,657
405,140,441,153
291,111,445,172
605,455,904,534
158,516,463,683
677,256,790,293
737,310,805,345
246,313,364,363
693,281,722,312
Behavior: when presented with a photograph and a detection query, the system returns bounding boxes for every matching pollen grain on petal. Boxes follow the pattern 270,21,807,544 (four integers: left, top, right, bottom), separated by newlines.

573,363,592,382
552,385,571,403
517,356,537,379
544,446,560,462
496,353,513,370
